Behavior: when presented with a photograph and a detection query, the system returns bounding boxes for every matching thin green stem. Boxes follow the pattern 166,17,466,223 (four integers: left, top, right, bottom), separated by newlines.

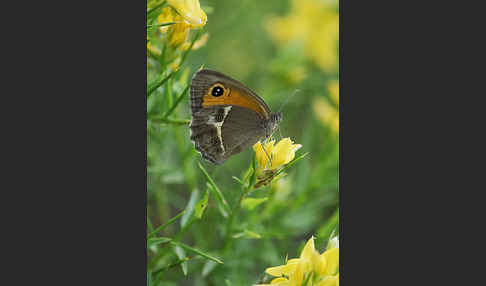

161,84,190,119
146,29,202,98
152,256,191,284
223,185,252,251
148,210,185,238
146,22,176,30
147,1,167,19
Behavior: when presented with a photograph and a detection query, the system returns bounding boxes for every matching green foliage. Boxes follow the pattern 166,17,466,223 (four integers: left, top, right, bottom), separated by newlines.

147,0,339,285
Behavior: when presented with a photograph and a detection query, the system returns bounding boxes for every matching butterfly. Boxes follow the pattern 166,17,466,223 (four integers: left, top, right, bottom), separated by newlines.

189,69,282,164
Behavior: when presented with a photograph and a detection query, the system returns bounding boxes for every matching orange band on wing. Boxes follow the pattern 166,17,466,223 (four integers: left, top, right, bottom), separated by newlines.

202,86,269,119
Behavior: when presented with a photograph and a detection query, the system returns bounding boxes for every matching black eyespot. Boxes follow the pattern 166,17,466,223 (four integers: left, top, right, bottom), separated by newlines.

211,86,224,97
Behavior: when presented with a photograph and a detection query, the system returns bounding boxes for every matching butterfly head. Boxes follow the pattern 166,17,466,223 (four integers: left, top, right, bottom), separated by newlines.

264,112,282,138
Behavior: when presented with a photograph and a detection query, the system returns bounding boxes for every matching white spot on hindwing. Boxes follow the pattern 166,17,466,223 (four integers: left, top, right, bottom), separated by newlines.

207,106,232,154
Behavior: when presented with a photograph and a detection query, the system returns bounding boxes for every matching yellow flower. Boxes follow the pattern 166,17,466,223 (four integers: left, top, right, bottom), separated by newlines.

328,81,339,106
157,7,176,33
156,8,188,47
180,32,209,50
313,81,339,134
167,0,207,27
191,32,209,49
265,0,338,73
255,236,339,286
168,19,191,46
253,138,302,171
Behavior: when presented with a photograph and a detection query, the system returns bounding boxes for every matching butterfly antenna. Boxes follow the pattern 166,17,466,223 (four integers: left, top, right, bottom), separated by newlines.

277,89,300,113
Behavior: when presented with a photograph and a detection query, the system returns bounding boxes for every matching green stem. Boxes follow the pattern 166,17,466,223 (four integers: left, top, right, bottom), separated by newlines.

146,22,176,29
147,1,167,19
152,256,191,284
223,185,252,251
148,210,185,238
146,29,202,98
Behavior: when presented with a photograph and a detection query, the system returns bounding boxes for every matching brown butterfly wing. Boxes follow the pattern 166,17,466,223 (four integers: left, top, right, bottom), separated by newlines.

190,69,271,119
189,69,271,164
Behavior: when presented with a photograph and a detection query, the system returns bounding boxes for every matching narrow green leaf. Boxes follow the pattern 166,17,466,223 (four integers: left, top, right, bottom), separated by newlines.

161,84,190,119
248,156,257,187
173,245,188,275
207,183,229,218
170,241,223,264
241,197,268,210
232,176,245,186
166,77,173,110
147,1,167,20
181,189,199,228
232,229,262,239
148,30,201,98
147,237,172,248
152,257,191,284
146,22,176,32
147,215,154,232
202,260,218,277
178,29,202,67
274,152,309,178
198,162,231,216
148,210,185,238
302,271,314,286
194,189,209,219
317,208,339,240
147,71,176,97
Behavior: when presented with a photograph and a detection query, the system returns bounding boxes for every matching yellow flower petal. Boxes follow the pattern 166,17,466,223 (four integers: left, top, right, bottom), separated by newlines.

288,261,304,286
157,7,176,33
313,250,328,276
169,21,191,46
253,140,275,170
265,258,300,277
253,138,302,172
271,138,292,168
270,277,290,285
322,248,339,275
299,236,316,260
167,0,207,27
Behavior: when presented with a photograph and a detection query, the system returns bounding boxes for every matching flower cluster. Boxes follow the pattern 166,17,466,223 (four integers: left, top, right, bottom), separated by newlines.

256,236,339,286
147,0,208,60
313,81,339,134
157,3,207,48
265,0,338,73
252,138,302,188
167,0,207,27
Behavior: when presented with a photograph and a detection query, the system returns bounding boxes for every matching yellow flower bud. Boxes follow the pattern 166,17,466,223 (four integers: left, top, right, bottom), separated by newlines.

167,0,207,27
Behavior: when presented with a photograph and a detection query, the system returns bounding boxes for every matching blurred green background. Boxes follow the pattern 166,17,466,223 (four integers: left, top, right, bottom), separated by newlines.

147,0,339,285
